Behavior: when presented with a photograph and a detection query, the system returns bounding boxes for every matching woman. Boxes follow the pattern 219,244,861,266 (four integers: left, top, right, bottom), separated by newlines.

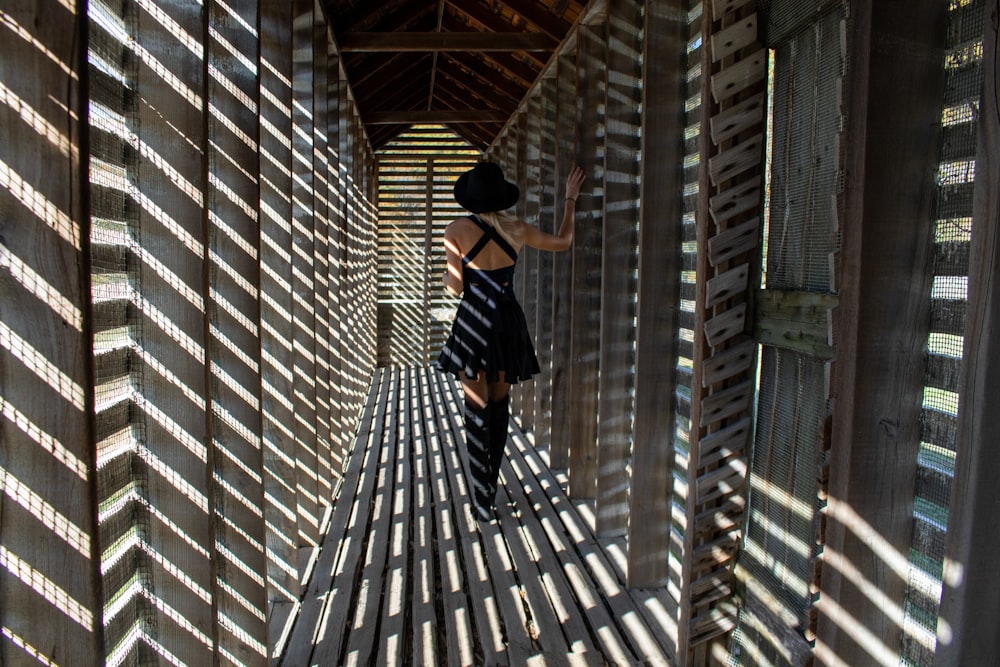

436,161,585,521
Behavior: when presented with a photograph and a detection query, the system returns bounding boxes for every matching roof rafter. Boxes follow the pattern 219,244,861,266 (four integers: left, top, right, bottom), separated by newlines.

439,52,526,102
448,0,570,42
337,31,557,52
367,109,509,124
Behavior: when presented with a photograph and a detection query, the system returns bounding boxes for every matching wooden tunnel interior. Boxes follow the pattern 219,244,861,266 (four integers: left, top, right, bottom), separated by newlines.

1,0,998,665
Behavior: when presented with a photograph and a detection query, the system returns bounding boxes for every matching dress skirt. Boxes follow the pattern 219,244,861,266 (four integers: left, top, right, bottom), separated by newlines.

436,283,540,384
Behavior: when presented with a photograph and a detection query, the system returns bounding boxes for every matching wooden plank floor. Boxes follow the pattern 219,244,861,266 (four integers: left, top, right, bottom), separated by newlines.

275,366,677,666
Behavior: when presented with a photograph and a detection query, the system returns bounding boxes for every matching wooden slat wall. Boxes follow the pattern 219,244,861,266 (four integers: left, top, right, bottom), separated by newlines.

725,0,843,663
486,0,689,611
667,6,703,643
0,2,378,662
0,2,103,664
375,125,480,367
487,0,687,615
326,46,347,488
88,0,144,658
677,0,765,659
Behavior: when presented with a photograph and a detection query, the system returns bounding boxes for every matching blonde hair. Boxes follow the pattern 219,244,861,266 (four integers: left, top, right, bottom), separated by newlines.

477,210,521,249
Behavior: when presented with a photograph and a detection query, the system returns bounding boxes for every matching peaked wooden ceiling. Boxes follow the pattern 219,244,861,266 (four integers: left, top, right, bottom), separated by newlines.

321,0,588,150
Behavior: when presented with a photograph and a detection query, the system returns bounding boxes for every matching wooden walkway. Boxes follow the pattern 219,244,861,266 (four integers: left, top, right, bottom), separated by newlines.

274,366,677,666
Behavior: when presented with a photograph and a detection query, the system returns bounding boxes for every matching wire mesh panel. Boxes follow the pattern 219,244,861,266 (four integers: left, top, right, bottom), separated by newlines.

119,1,219,662
901,1,984,663
730,2,846,664
87,1,152,663
760,14,843,293
376,125,479,367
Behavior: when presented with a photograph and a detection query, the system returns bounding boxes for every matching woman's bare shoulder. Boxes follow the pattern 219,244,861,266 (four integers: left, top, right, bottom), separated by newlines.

444,215,474,236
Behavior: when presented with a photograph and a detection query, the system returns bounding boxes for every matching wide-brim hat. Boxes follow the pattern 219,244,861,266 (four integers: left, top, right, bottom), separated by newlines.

453,161,520,213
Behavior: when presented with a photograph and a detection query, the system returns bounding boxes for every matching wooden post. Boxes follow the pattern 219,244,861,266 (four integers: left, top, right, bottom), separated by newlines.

205,0,269,658
0,3,103,663
627,0,687,588
596,0,643,537
521,96,541,431
934,1,1000,662
326,46,346,475
259,0,299,629
550,52,577,469
133,2,216,663
533,74,559,455
513,109,535,428
549,54,580,470
424,159,435,363
816,0,948,664
567,17,607,499
291,0,321,553
339,71,358,418
311,4,334,507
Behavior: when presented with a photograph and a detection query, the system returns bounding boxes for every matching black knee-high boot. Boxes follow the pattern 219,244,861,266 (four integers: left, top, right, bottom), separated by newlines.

464,398,492,521
487,394,510,503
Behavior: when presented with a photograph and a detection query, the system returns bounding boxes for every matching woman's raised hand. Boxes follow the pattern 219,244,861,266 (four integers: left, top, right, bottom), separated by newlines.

565,166,585,201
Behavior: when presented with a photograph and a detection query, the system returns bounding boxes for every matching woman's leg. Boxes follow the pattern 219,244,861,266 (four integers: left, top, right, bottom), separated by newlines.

460,373,492,520
486,374,511,503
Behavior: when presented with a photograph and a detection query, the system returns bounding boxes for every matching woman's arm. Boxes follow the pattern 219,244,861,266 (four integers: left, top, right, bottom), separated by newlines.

520,166,586,252
442,223,464,296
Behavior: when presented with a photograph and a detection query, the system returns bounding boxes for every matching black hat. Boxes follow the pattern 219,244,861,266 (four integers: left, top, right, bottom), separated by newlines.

453,161,520,213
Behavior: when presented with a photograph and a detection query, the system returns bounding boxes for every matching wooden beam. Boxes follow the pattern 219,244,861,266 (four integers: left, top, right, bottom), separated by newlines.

438,52,529,104
292,0,322,554
427,0,447,110
366,110,509,124
815,0,948,664
934,1,1000,662
753,288,836,360
338,31,558,52
548,52,577,469
439,16,551,68
627,0,686,585
567,19,607,499
518,103,538,429
207,0,270,655
260,0,299,643
596,0,643,538
532,75,559,463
